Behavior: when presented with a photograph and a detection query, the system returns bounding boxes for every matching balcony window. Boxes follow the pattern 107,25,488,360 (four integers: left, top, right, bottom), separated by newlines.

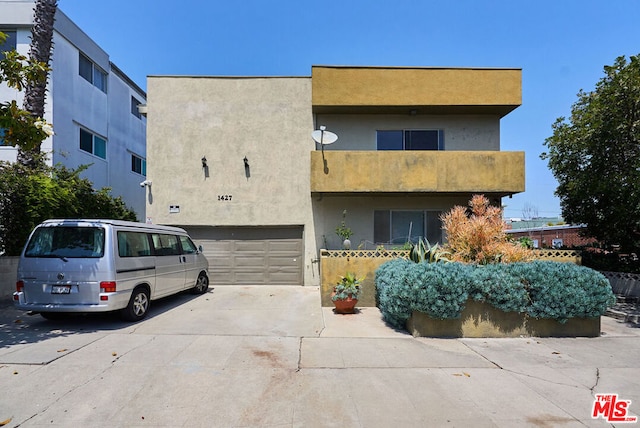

377,129,444,150
374,210,443,244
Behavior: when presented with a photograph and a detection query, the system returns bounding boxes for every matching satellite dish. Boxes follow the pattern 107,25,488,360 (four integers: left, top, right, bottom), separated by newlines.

311,129,338,145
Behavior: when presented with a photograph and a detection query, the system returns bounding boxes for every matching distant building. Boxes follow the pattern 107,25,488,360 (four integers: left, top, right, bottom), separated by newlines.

506,217,565,229
506,223,596,249
0,2,147,219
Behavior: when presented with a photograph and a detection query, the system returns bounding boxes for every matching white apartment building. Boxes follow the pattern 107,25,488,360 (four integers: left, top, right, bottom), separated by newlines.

0,1,147,219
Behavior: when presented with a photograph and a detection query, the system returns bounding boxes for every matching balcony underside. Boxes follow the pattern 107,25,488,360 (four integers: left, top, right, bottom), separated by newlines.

310,151,525,197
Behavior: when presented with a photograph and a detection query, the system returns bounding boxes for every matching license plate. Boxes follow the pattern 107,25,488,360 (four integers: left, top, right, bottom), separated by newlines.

51,285,71,294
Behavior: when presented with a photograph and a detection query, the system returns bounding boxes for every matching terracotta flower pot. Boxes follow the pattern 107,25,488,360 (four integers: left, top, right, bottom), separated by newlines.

332,294,358,314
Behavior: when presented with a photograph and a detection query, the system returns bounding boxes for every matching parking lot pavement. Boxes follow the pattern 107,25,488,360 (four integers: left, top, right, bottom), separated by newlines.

1,286,639,427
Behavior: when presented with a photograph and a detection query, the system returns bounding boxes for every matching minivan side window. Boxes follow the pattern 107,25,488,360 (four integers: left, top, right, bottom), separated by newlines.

117,231,152,257
151,233,181,256
179,236,198,254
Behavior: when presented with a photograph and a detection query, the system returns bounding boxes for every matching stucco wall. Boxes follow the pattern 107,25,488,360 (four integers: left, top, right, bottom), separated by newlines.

313,194,471,251
315,114,500,151
312,66,521,114
146,76,318,285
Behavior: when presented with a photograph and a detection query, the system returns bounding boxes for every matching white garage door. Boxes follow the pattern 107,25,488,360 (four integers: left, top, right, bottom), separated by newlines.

184,226,303,285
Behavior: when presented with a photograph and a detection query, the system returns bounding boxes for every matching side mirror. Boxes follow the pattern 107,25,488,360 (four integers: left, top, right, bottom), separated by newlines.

198,245,204,253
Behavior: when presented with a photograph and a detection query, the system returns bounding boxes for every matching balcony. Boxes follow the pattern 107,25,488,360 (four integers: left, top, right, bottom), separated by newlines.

310,151,525,196
312,66,522,117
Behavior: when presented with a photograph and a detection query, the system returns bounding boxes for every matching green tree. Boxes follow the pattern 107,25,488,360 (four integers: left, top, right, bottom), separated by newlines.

0,158,137,256
0,32,52,151
542,55,640,252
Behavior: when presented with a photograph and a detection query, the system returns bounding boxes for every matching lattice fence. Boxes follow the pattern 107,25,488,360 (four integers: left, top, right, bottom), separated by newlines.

321,249,582,262
532,249,582,263
320,249,409,259
601,271,640,297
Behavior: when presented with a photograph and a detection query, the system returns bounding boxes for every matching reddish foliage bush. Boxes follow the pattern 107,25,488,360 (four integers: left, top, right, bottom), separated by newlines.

441,195,533,264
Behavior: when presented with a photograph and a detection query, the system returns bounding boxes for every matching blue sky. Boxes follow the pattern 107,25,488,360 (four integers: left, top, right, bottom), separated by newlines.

59,0,640,219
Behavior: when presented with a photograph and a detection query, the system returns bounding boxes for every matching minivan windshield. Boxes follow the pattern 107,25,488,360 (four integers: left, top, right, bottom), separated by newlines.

24,226,105,258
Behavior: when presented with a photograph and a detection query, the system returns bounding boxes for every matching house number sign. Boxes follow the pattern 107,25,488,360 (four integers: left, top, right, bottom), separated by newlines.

218,195,233,201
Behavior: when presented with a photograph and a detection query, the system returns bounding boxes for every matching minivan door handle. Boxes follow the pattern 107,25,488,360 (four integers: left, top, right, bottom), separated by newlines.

181,256,186,263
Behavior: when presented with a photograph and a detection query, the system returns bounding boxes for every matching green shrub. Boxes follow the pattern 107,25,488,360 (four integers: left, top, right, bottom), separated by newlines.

469,264,529,313
581,248,640,274
374,258,416,329
375,259,472,328
375,260,615,327
410,262,471,320
0,161,137,255
507,261,616,322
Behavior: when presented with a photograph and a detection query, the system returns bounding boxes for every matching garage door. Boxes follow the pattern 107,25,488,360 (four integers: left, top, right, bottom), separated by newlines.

184,226,303,285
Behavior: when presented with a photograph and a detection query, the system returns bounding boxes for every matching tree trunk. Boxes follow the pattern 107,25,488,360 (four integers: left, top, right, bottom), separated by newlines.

18,0,57,168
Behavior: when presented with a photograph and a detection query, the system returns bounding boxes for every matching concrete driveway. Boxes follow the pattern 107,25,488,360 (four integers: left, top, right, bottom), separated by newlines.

1,285,639,427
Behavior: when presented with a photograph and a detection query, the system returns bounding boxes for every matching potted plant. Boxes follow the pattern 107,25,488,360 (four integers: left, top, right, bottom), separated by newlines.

335,209,353,249
332,272,364,314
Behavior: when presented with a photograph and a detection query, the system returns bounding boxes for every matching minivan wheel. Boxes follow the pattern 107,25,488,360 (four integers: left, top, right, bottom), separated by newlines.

191,273,209,295
121,287,150,322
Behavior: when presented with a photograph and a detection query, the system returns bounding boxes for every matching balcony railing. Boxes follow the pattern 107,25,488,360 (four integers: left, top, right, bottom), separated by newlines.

310,150,525,196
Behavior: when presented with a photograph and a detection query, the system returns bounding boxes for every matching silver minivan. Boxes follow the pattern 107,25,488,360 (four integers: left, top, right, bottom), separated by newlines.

13,219,210,321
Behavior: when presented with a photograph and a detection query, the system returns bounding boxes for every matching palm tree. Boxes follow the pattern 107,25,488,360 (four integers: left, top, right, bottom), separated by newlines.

18,0,58,168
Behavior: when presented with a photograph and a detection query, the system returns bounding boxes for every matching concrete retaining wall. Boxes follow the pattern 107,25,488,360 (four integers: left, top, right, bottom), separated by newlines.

0,257,19,301
319,249,408,307
407,300,601,338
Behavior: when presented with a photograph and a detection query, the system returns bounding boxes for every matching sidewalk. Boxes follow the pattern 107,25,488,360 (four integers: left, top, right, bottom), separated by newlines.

0,286,639,427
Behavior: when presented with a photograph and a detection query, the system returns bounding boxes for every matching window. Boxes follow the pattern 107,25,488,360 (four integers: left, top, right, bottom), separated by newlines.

0,128,7,146
131,154,146,176
131,96,142,118
79,53,92,81
79,128,107,159
0,30,17,60
151,233,181,256
118,231,152,257
179,236,198,254
25,227,105,258
377,130,444,151
79,53,107,93
93,67,107,92
374,210,443,244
